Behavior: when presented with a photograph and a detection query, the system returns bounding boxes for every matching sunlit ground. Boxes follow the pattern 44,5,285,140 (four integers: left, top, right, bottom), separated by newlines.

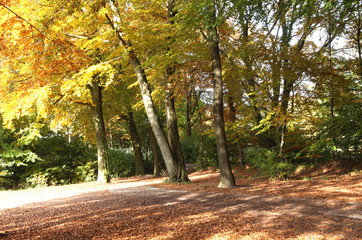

0,170,361,239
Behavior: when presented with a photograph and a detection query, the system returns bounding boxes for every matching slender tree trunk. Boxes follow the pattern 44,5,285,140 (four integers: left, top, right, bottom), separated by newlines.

328,19,338,161
88,80,109,183
109,122,113,149
186,94,193,137
185,87,200,137
197,133,204,169
208,4,235,188
106,0,178,181
278,6,300,160
241,22,262,124
277,1,311,159
279,73,293,161
166,83,189,181
131,58,177,180
227,96,236,121
127,111,145,176
165,0,189,182
227,96,245,166
151,128,161,176
196,111,204,169
272,55,281,108
357,2,362,81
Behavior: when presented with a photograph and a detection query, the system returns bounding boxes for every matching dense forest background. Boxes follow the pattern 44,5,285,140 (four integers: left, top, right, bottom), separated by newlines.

0,0,360,189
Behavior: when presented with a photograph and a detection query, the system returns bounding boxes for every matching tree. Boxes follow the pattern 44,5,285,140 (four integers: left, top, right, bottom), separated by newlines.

88,79,110,183
125,111,145,176
165,0,189,181
179,0,235,187
150,128,161,176
1,0,360,186
106,0,182,181
207,1,235,188
0,1,112,183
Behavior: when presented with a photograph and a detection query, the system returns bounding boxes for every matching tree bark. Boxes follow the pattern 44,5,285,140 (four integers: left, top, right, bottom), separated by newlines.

127,111,145,176
150,128,161,176
130,57,178,181
165,82,189,181
279,70,293,161
357,2,362,81
278,5,301,160
88,80,109,183
271,50,282,109
207,3,235,188
186,89,193,137
185,87,200,137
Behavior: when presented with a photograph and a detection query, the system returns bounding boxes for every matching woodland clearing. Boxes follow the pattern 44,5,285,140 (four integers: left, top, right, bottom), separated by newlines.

0,165,361,240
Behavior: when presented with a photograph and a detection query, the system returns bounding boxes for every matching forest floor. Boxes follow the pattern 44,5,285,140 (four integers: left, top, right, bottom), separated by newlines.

0,162,361,239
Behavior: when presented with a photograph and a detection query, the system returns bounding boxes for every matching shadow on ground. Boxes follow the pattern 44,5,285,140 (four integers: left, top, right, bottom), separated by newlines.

0,184,361,240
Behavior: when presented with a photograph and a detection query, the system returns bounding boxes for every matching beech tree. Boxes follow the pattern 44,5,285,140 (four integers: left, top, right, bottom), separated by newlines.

164,0,189,181
110,81,146,176
179,0,236,187
1,0,360,187
207,1,235,188
105,0,190,181
0,0,113,183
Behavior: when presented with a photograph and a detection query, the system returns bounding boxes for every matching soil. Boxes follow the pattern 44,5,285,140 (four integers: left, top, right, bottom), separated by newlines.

0,163,361,239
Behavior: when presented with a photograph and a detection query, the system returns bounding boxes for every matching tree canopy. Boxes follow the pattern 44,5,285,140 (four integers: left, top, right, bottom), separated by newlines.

0,0,360,189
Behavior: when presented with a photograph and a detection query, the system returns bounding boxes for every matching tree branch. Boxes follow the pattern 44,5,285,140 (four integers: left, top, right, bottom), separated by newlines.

105,13,128,47
64,33,93,39
0,2,65,48
0,3,44,36
52,94,65,106
199,28,208,41
74,101,92,107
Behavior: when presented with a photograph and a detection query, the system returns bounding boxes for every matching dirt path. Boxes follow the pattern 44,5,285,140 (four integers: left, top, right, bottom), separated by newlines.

0,176,166,210
0,172,361,239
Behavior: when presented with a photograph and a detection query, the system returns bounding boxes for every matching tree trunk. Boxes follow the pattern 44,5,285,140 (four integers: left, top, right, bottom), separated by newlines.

185,87,200,137
165,82,189,181
328,20,337,161
358,4,362,79
197,133,204,169
186,95,193,137
164,0,189,181
241,22,263,124
151,128,161,176
278,9,297,160
89,80,109,183
227,96,245,166
106,0,178,181
208,4,235,188
271,55,281,108
279,73,293,161
131,58,177,181
127,111,145,176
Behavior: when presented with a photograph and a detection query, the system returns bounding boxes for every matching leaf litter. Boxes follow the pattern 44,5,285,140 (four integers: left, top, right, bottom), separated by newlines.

0,168,361,239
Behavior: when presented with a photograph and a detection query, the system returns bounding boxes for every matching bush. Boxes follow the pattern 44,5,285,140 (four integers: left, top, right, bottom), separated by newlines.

180,135,218,168
180,136,199,163
74,161,97,182
245,146,294,179
30,135,97,186
202,136,218,167
0,132,98,189
108,149,135,178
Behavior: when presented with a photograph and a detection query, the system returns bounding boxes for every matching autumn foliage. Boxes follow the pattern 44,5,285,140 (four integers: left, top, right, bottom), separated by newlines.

0,0,361,189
